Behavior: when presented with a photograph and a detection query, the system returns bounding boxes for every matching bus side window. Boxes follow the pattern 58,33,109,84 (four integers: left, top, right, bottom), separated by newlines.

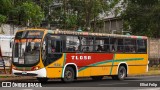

66,36,80,52
137,39,147,53
124,39,136,53
104,38,110,52
117,39,124,53
110,38,117,52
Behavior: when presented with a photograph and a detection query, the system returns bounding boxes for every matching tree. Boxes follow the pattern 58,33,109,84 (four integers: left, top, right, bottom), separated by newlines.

18,2,44,26
0,0,44,27
50,0,119,31
0,0,12,33
0,0,12,24
122,0,160,37
0,0,120,30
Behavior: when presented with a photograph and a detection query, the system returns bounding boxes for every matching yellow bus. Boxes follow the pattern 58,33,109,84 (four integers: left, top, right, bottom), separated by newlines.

12,29,148,82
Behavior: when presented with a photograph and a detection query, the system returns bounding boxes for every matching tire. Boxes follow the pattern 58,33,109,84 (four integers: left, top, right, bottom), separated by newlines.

37,78,48,83
61,66,75,82
91,76,104,81
112,66,126,80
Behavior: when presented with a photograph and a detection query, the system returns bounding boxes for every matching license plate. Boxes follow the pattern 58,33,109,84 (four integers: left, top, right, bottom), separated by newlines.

22,72,27,75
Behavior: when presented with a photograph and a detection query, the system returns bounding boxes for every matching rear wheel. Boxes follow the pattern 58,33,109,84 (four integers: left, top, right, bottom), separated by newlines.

112,66,126,80
61,66,75,82
91,76,104,80
37,78,48,83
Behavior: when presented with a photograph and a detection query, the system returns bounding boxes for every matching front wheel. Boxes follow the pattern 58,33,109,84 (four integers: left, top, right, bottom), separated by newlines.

61,66,75,82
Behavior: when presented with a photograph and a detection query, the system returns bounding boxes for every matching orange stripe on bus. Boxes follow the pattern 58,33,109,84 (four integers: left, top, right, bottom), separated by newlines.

15,39,41,43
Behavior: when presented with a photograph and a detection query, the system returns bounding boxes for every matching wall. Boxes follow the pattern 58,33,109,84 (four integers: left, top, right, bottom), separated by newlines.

0,24,26,35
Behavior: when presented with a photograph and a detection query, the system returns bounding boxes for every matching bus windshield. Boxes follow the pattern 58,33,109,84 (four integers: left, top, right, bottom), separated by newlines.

12,31,44,66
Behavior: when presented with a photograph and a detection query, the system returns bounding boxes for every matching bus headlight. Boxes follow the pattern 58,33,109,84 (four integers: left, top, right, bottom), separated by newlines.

31,66,40,70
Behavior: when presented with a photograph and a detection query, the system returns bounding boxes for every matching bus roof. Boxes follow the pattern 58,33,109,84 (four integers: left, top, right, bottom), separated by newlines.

17,29,148,39
47,29,148,39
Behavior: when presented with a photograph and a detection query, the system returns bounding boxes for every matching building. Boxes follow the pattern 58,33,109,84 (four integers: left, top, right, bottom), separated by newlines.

94,17,123,34
94,0,125,34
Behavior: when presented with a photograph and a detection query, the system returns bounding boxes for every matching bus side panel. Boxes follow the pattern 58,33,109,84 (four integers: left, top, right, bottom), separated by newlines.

66,53,114,77
110,65,118,75
45,54,65,78
111,54,148,75
90,65,112,76
78,64,113,77
128,65,147,74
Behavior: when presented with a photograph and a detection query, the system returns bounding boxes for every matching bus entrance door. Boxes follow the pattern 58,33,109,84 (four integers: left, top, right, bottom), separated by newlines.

44,35,63,78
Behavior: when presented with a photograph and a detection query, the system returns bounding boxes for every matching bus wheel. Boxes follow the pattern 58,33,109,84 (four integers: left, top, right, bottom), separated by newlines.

112,66,126,80
91,76,103,80
37,78,48,83
62,66,75,82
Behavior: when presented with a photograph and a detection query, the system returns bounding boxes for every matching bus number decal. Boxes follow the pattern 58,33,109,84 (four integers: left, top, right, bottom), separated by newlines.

71,56,91,60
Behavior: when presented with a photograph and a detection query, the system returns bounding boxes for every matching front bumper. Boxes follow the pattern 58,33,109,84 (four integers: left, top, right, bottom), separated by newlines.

12,68,47,77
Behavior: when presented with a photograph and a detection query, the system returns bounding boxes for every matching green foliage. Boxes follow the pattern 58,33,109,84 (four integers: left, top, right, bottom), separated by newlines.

0,0,44,27
122,0,160,37
0,14,7,25
0,0,12,25
0,0,119,30
18,2,44,26
0,0,13,16
66,14,77,29
51,0,118,30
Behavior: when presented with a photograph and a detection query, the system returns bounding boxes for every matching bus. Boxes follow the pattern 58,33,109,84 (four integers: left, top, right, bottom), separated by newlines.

12,29,148,82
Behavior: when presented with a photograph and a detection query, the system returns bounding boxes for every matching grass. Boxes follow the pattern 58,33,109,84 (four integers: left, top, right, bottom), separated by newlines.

144,65,160,75
0,76,9,78
128,66,160,76
145,70,160,75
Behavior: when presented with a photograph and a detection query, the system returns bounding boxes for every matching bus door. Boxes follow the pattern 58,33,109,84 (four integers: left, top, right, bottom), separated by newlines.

42,35,63,77
43,35,63,66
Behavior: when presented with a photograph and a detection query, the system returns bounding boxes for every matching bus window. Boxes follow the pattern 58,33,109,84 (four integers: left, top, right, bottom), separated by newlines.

81,37,94,52
104,38,110,52
117,39,124,53
43,35,63,66
124,39,136,53
137,39,147,53
110,38,117,52
95,37,105,52
66,36,80,52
